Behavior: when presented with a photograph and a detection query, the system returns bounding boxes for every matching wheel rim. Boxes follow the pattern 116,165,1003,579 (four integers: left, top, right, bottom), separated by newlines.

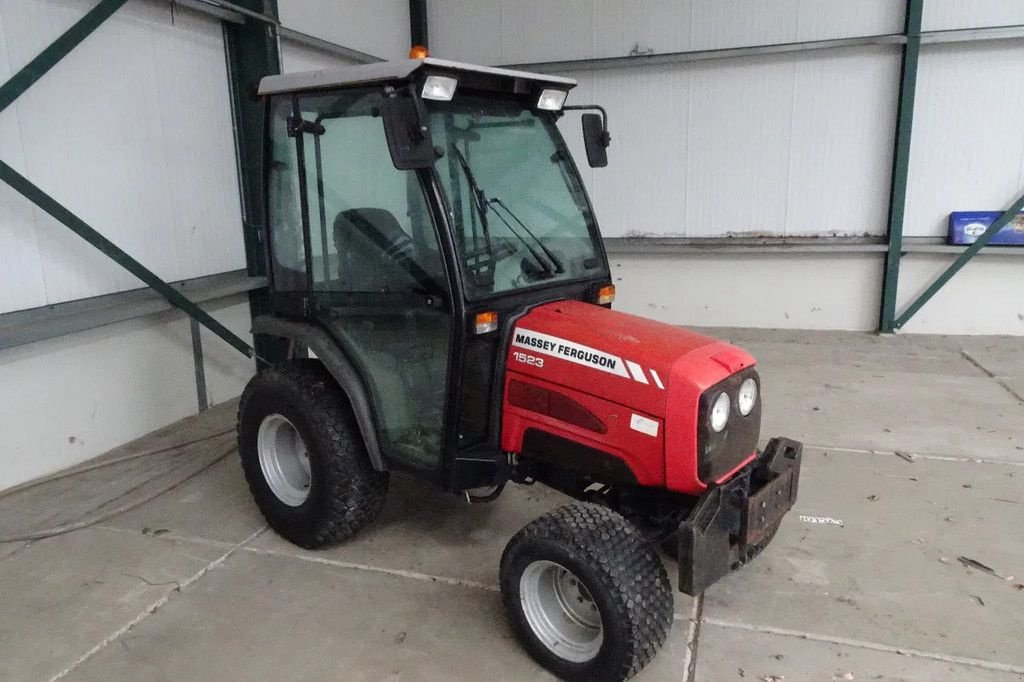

257,414,311,507
519,560,603,663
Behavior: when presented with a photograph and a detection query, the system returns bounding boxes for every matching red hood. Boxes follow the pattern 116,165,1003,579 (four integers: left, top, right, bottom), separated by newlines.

509,300,754,417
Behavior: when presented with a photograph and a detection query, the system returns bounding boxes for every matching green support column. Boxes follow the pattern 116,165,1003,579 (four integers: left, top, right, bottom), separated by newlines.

223,0,289,367
879,0,924,332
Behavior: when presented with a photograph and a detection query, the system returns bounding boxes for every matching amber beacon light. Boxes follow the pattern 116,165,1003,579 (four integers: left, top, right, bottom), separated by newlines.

409,45,429,59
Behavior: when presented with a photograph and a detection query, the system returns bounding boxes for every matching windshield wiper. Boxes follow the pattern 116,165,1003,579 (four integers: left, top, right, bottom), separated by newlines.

450,145,556,278
450,146,495,264
487,198,563,275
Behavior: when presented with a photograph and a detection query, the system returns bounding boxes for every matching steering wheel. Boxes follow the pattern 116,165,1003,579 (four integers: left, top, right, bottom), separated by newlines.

461,242,518,289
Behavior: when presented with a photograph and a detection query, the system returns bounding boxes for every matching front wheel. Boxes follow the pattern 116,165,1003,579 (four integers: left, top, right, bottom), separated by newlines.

500,503,674,681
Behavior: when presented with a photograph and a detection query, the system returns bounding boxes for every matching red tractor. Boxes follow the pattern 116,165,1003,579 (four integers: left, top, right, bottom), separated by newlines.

237,56,802,681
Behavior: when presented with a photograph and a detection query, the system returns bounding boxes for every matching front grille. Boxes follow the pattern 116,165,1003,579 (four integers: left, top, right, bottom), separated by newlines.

697,369,761,483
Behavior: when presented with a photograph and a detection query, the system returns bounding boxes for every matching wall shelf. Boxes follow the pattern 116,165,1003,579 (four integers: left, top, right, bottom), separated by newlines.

604,237,1024,257
0,270,265,351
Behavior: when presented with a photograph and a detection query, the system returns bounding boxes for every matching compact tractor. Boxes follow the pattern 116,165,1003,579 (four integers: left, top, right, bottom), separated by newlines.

238,55,802,681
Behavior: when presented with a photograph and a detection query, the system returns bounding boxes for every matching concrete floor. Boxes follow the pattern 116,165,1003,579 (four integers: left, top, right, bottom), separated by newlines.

2,329,1023,681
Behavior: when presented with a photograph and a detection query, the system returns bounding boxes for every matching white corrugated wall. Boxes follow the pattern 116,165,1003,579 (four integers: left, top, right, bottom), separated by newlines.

276,0,411,86
0,0,244,314
0,0,407,491
278,0,410,61
559,47,900,240
429,0,1024,334
0,0,251,490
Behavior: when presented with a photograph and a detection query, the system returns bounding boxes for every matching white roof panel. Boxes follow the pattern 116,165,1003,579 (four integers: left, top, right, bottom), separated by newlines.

258,57,576,96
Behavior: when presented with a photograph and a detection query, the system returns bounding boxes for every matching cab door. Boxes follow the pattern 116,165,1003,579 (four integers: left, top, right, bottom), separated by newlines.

265,89,455,475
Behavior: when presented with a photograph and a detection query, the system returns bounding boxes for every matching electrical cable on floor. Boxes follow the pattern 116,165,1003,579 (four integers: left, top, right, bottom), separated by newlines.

0,428,237,544
0,427,236,498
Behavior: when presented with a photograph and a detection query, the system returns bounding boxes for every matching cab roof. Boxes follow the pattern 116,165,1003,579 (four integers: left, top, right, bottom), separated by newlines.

257,57,577,97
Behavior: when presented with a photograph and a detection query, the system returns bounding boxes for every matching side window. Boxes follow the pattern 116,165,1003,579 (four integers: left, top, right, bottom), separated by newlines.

267,96,307,291
300,91,443,294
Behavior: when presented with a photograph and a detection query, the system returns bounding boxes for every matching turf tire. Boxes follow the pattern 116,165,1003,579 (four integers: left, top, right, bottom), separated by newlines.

500,502,674,681
237,360,388,548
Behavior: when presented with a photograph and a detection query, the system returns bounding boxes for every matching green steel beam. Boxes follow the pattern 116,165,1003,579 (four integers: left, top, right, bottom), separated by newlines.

0,0,129,115
223,0,289,367
891,190,1024,329
879,0,924,332
0,159,256,357
409,0,428,48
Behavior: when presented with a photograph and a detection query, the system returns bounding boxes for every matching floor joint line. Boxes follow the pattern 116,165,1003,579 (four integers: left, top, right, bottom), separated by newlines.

48,525,268,681
703,617,1024,674
681,593,703,682
803,443,1024,467
960,348,1024,406
241,544,501,593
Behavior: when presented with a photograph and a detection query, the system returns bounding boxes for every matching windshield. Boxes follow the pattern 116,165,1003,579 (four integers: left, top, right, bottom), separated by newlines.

427,96,604,299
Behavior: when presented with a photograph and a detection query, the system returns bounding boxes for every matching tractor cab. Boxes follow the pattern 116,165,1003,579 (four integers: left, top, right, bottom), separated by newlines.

257,58,613,490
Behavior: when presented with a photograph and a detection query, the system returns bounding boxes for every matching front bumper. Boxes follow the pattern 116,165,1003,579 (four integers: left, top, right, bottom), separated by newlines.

677,437,802,595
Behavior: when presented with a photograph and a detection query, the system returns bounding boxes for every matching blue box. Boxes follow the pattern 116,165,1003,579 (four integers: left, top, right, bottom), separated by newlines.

948,211,1024,246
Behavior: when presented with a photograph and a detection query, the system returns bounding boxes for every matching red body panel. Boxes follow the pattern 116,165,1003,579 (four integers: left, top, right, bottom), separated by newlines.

501,300,757,494
502,371,665,486
663,344,757,493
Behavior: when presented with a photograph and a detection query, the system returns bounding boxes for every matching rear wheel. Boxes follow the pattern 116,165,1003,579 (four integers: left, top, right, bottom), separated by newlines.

237,360,388,548
257,413,312,507
500,503,673,681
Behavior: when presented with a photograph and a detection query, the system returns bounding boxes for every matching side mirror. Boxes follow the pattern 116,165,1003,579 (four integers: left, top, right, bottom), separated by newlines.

381,86,438,170
581,112,610,168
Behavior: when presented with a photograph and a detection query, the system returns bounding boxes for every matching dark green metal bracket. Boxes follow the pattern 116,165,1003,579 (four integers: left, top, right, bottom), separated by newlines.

891,190,1024,329
0,0,130,115
0,159,256,358
223,0,289,367
879,0,923,333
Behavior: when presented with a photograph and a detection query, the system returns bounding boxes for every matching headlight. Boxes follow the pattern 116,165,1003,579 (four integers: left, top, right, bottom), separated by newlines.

421,75,457,101
737,377,758,416
710,392,730,432
536,89,567,111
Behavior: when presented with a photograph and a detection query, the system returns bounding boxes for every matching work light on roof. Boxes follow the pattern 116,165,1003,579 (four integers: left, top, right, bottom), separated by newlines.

537,89,567,111
422,75,458,101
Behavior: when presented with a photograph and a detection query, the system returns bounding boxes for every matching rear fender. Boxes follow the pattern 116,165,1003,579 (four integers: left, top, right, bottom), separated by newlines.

252,316,386,471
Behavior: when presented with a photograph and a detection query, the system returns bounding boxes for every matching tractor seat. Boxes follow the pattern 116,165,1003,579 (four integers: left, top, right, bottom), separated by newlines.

334,208,413,261
333,208,411,290
333,208,440,292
